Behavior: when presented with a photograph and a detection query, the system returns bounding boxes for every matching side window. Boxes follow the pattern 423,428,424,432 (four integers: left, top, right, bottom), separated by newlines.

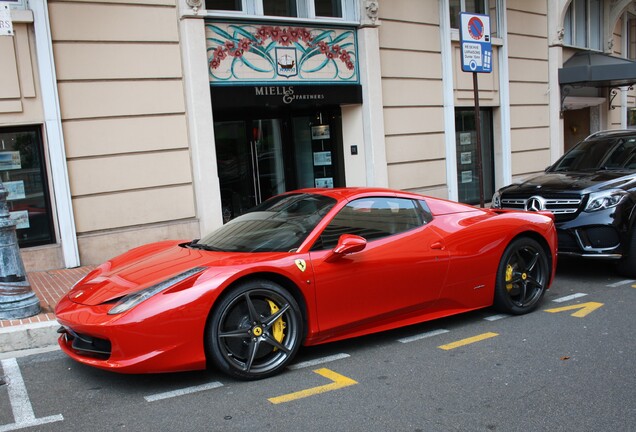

316,197,424,250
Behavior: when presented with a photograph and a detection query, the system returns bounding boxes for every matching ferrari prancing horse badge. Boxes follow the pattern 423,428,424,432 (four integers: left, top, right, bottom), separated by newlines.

295,259,307,272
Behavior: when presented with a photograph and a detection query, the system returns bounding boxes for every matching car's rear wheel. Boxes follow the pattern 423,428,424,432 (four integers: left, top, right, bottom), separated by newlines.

207,279,303,380
493,237,549,314
616,228,636,278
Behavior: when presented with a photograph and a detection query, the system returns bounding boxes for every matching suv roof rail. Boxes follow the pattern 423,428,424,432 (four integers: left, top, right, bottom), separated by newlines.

585,129,633,140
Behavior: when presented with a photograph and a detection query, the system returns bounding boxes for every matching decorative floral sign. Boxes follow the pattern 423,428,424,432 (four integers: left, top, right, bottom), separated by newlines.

206,22,358,84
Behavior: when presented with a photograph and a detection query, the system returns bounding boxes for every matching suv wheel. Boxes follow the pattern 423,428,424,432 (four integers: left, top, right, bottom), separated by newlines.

616,228,636,278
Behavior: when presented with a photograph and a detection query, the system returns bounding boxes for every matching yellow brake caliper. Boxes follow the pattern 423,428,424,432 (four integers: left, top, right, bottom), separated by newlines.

266,299,286,350
505,264,514,292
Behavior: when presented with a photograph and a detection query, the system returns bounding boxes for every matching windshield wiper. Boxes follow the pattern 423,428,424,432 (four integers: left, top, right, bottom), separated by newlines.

187,240,223,252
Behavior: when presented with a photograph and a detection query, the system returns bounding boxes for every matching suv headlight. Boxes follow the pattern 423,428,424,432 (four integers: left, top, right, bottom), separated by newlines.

491,191,502,208
584,190,627,212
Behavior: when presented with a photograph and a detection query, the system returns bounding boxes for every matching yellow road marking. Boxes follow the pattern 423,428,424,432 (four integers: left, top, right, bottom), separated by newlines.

268,368,358,404
544,302,604,318
438,332,499,350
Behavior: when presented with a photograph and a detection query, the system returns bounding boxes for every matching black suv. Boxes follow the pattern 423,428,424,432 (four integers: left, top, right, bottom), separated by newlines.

492,130,636,277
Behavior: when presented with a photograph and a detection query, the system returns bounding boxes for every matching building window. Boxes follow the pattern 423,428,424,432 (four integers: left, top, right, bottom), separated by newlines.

563,0,603,51
205,0,355,21
315,0,342,18
208,0,243,11
628,108,636,129
628,15,636,60
263,0,297,17
449,0,497,37
455,108,494,205
0,126,55,248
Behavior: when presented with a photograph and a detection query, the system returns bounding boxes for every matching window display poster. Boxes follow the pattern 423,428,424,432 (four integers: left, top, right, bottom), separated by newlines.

315,177,334,188
311,125,330,140
0,152,21,170
10,210,29,229
460,152,472,165
313,151,332,166
4,181,25,200
461,170,473,183
459,132,472,146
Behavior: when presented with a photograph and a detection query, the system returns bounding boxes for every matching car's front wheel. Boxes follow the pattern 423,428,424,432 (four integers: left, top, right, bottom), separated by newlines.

207,279,303,380
616,228,636,278
493,237,550,314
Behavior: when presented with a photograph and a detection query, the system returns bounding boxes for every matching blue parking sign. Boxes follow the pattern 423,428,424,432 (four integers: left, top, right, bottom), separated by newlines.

459,13,492,73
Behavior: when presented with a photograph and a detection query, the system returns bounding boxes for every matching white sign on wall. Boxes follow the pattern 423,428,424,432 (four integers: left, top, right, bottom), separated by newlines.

0,3,14,36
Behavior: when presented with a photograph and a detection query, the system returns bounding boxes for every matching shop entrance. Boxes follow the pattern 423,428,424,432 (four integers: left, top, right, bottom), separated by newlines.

214,107,344,222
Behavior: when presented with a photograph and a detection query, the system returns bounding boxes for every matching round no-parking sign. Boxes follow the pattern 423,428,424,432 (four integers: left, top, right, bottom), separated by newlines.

459,12,492,73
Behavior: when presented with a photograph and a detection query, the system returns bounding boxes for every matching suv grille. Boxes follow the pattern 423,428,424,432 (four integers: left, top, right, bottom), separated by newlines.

500,195,583,221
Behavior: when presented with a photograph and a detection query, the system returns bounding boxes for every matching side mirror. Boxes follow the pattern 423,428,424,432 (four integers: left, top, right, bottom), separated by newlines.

325,234,367,262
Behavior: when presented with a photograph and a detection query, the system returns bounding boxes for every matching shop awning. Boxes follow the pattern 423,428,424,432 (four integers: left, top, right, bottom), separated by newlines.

558,51,636,88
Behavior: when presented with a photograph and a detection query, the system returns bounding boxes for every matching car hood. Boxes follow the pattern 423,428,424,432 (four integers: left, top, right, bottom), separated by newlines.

67,241,279,306
500,170,636,195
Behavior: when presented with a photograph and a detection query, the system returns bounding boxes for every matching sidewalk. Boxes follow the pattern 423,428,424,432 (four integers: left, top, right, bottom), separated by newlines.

0,266,94,354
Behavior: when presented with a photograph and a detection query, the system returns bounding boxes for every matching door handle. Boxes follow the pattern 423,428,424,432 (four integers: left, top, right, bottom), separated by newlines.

431,241,445,250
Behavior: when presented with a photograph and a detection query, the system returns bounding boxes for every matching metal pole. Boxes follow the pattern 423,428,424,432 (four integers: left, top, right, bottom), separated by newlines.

0,182,40,319
472,72,485,208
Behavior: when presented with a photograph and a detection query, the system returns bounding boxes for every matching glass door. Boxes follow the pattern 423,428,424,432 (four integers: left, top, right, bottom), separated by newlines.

214,106,344,222
455,108,494,205
215,119,286,222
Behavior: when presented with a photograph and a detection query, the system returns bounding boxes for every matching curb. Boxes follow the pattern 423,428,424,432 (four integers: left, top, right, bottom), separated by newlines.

0,321,60,354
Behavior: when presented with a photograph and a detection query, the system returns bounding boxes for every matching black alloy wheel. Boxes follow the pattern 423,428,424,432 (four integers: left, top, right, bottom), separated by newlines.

207,279,303,380
493,237,550,314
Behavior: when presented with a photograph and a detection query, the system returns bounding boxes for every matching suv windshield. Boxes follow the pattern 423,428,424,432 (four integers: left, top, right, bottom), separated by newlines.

195,193,337,252
550,137,636,172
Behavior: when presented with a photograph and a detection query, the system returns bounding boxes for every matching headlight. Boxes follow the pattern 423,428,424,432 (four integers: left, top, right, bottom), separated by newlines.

108,266,207,315
491,191,501,208
584,190,627,212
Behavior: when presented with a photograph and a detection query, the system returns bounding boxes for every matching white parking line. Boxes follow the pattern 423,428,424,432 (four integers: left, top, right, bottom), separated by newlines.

397,329,450,344
288,353,350,370
552,293,588,303
484,314,510,321
606,279,636,288
0,358,63,432
144,381,224,403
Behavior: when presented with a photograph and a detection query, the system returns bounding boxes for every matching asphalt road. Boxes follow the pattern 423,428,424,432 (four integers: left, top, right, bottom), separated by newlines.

1,258,634,432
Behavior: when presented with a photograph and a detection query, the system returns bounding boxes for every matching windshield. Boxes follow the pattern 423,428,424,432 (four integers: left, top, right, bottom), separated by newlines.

195,193,337,252
550,137,636,172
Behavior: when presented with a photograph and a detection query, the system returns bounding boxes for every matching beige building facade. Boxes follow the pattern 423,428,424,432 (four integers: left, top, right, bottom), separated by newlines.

0,0,635,270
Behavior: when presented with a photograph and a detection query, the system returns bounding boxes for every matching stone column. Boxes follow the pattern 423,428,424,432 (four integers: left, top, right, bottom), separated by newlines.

0,182,40,319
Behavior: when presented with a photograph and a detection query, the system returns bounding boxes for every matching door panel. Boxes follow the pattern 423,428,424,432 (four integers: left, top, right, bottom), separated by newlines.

215,120,255,222
215,119,286,222
252,119,286,202
309,227,450,336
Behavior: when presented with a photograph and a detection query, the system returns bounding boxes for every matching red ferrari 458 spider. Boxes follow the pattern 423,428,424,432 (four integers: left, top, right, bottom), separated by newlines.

56,188,557,380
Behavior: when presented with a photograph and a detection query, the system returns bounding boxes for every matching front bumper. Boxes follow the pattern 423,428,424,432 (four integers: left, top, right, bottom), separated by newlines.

555,207,629,259
55,293,210,374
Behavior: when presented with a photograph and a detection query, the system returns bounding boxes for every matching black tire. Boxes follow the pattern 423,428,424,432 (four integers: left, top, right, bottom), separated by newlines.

493,237,550,314
207,279,303,380
616,228,636,278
